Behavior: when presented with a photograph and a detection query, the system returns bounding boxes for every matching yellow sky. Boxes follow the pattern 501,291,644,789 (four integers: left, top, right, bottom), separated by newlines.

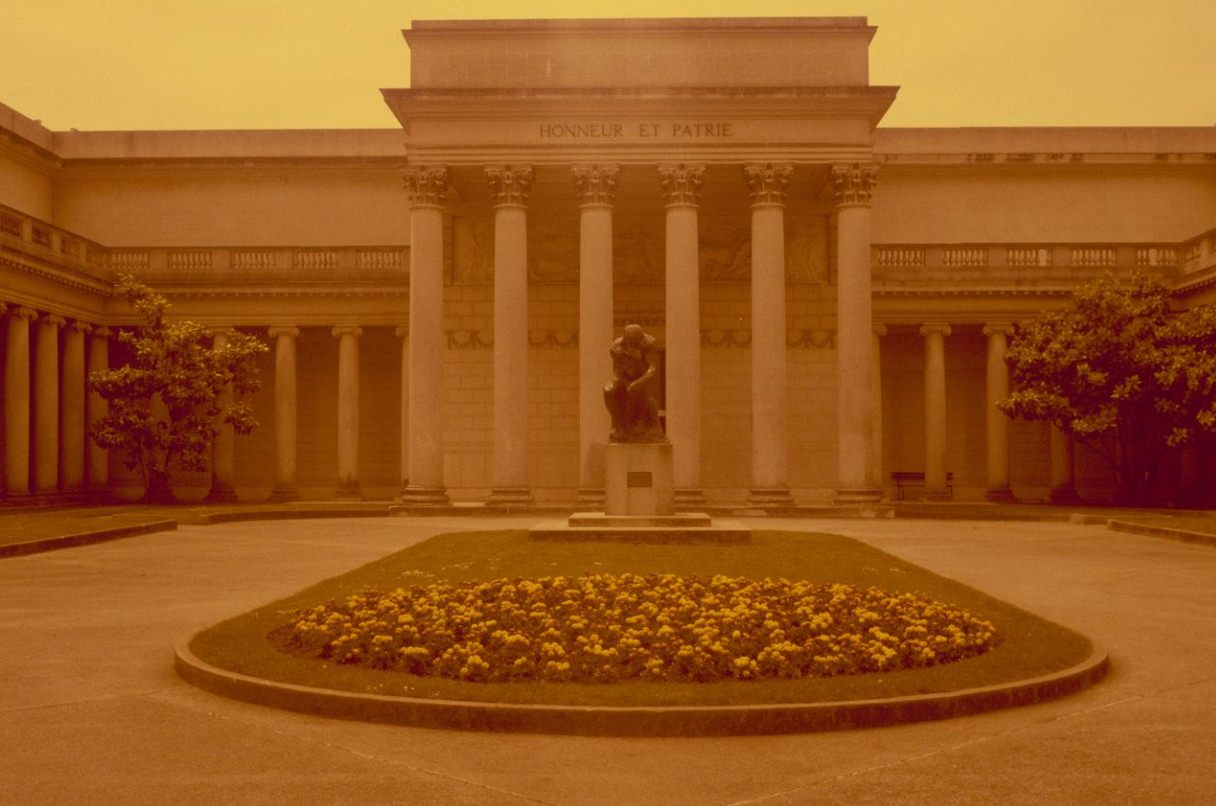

4,0,1213,131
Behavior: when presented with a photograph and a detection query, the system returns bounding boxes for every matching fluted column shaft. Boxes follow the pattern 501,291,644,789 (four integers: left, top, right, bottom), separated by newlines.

60,321,89,493
871,325,887,496
205,327,238,502
333,326,362,499
984,324,1014,501
86,326,110,493
833,163,881,503
4,307,34,495
745,163,793,505
574,165,617,505
487,165,533,505
396,325,409,489
403,165,450,504
34,314,64,494
921,323,952,499
268,326,299,501
660,163,705,502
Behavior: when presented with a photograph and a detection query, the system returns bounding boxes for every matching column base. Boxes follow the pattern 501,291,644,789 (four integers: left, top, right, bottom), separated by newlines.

834,487,884,505
674,488,706,508
267,485,299,503
486,487,534,509
334,481,363,501
204,481,239,504
400,485,450,506
747,487,795,507
985,487,1016,503
577,487,606,509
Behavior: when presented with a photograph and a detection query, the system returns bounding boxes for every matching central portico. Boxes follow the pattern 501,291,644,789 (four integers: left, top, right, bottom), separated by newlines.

382,17,898,507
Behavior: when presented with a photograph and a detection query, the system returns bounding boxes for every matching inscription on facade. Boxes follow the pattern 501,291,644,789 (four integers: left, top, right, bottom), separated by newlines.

539,122,734,139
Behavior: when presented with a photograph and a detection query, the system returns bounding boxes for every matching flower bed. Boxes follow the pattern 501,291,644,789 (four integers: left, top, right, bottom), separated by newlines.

282,574,999,684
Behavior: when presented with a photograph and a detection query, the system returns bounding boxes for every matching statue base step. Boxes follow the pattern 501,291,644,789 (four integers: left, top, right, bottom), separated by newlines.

530,512,750,544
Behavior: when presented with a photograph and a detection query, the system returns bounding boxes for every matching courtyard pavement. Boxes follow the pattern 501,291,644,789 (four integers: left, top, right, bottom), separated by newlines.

1,513,1214,805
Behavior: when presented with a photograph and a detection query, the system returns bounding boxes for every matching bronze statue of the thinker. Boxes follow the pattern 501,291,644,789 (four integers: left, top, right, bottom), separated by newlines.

603,324,666,443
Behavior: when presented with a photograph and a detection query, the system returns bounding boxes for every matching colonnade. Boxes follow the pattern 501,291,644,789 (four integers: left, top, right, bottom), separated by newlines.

2,303,110,499
396,160,884,506
870,321,1076,501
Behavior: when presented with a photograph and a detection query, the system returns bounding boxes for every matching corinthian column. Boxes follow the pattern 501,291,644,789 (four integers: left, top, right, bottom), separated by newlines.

268,326,299,501
205,327,238,502
402,165,450,504
86,326,111,495
983,323,1015,501
745,163,794,506
833,163,881,503
60,320,90,494
333,325,362,500
34,313,65,494
573,164,618,506
659,163,705,505
396,325,409,490
4,306,34,496
486,164,534,507
921,323,952,500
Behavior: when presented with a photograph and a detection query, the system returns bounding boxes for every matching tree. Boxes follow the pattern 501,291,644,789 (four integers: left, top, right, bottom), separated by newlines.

999,272,1216,505
89,274,268,503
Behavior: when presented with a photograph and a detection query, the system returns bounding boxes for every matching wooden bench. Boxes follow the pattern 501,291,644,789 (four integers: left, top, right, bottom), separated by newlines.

890,471,954,500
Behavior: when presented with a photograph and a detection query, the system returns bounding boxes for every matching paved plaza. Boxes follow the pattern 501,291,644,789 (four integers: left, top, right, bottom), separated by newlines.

2,514,1215,804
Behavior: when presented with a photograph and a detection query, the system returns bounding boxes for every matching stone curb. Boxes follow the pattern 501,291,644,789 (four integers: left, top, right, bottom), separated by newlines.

1106,519,1216,548
174,641,1109,737
0,520,178,559
186,508,392,525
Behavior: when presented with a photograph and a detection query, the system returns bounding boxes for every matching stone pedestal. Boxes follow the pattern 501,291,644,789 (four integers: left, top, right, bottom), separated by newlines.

605,442,674,516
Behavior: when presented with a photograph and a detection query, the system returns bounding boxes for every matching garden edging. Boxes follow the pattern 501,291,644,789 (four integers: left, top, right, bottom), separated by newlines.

174,640,1109,737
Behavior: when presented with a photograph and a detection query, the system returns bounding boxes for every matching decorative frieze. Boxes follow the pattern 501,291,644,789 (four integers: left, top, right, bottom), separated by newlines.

572,164,619,206
744,163,792,206
658,163,705,206
403,165,450,207
831,163,878,207
485,164,533,206
528,329,578,348
700,328,836,349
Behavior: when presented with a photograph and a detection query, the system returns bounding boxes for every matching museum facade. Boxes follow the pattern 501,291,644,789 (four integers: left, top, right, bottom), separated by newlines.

2,17,1215,507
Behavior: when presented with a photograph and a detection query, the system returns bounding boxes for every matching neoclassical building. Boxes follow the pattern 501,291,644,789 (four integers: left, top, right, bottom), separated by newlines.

2,17,1215,506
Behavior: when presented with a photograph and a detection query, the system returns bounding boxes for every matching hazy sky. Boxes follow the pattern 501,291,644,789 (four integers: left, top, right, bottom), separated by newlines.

4,0,1213,131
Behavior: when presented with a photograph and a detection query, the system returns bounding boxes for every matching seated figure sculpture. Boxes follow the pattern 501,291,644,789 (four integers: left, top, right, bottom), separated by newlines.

604,324,666,443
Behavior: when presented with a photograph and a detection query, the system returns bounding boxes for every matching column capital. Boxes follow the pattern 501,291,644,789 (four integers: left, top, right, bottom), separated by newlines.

982,322,1015,337
208,325,237,338
658,163,705,207
332,325,363,339
873,323,888,337
485,164,533,207
91,325,112,339
832,163,879,208
8,305,37,322
403,165,450,208
919,323,953,338
572,164,619,207
744,163,793,206
41,313,67,328
268,325,300,339
66,320,92,335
